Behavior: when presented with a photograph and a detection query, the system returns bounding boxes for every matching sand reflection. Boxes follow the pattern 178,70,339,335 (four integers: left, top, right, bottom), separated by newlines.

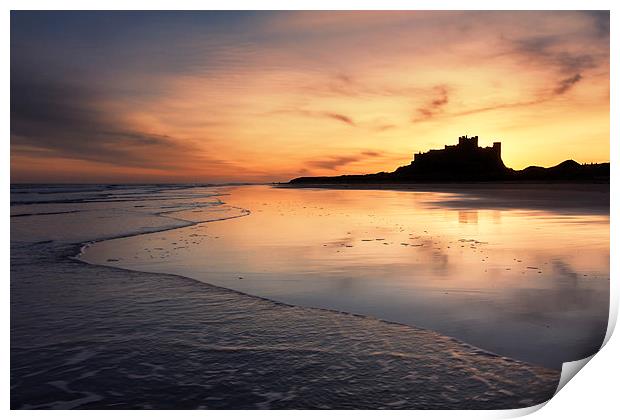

81,185,609,368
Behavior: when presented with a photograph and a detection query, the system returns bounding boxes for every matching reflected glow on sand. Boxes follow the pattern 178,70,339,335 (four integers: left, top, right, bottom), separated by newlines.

81,185,609,368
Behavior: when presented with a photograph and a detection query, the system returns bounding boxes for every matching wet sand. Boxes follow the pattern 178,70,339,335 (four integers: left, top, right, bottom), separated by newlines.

279,182,609,214
11,184,563,409
81,184,609,369
12,242,560,409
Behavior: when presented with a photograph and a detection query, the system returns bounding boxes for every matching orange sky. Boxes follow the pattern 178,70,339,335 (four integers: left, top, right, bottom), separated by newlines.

11,11,610,183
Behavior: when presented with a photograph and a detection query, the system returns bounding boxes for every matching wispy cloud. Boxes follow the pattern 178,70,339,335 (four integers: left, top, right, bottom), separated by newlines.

511,35,598,76
434,72,585,120
305,150,383,170
373,124,397,132
269,108,357,127
554,73,583,95
412,86,449,122
10,76,233,173
321,112,355,126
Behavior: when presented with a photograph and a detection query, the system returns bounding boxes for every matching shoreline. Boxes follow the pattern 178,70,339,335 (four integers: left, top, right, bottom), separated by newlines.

73,192,543,370
11,184,572,408
11,244,560,409
74,184,606,370
69,184,577,372
77,237,556,372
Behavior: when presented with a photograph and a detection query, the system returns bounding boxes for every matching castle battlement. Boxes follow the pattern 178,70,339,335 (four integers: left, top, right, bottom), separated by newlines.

458,135,478,148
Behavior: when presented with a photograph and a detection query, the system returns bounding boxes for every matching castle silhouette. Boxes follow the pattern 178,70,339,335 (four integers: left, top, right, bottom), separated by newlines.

407,135,505,179
413,135,500,163
289,134,609,184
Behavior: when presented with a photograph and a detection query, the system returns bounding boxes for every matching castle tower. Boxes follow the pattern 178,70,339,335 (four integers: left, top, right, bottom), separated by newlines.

493,142,501,158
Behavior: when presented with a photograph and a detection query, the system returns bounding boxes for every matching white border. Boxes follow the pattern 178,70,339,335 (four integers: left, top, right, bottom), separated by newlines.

4,2,617,419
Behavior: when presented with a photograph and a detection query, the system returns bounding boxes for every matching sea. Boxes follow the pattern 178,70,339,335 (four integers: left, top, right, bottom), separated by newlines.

11,183,609,409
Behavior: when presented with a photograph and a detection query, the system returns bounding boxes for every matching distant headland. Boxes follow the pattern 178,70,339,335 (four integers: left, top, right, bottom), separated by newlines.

289,135,609,184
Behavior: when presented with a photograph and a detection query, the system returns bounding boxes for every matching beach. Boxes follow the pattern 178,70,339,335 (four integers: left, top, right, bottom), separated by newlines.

80,184,609,369
11,183,609,409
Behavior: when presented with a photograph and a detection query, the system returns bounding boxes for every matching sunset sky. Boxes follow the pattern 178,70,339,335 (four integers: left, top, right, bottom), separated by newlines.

11,11,610,183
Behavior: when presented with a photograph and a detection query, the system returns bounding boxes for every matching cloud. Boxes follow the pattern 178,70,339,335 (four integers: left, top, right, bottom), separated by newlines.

447,72,584,118
307,156,360,170
414,70,584,122
269,107,357,127
321,112,355,126
412,86,449,122
584,10,610,39
448,100,543,119
321,73,360,97
554,73,582,95
361,150,381,157
374,124,396,131
10,76,224,171
453,27,606,121
305,150,383,170
511,35,599,76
